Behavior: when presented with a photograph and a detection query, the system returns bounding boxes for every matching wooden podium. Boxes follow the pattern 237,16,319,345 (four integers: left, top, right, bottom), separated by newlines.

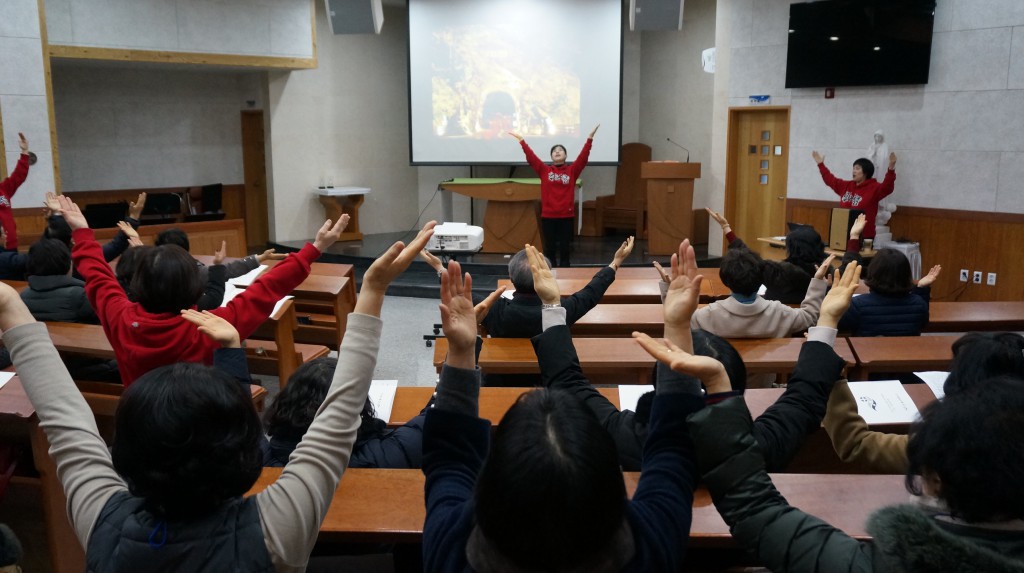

642,162,701,255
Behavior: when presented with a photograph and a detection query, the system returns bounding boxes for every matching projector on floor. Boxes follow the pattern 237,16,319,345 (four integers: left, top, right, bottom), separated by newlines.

426,222,484,254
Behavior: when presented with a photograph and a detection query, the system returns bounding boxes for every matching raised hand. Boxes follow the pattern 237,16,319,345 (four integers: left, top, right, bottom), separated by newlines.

917,264,942,288
525,244,559,305
664,239,703,353
419,248,444,273
312,214,351,252
610,236,634,270
849,213,867,239
57,195,89,231
705,207,730,230
474,285,507,324
439,260,478,359
256,249,287,264
818,261,862,329
358,222,437,318
128,192,147,220
633,332,730,394
812,150,824,165
507,131,524,142
0,281,35,333
116,220,140,241
181,309,241,348
813,254,837,281
127,236,144,248
888,152,897,169
588,124,600,139
652,261,670,284
43,192,61,214
212,240,227,265
18,133,28,154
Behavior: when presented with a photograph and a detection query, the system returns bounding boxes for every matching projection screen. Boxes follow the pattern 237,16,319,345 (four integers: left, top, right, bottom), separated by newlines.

408,0,622,165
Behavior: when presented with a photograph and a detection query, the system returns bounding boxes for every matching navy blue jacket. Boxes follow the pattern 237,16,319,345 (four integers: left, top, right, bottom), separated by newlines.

839,286,930,336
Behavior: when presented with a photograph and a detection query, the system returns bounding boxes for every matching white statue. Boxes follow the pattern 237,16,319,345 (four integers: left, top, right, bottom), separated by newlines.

867,130,889,183
876,202,896,227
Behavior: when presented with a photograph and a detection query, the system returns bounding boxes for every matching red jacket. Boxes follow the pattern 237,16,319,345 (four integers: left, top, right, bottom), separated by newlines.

71,227,319,385
817,163,895,239
0,154,30,250
520,138,591,219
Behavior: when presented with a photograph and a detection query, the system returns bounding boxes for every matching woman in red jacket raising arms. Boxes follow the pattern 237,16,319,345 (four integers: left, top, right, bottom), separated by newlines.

509,124,599,267
812,149,897,240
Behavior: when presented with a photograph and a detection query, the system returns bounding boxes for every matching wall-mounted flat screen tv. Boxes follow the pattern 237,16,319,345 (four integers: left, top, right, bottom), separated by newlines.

786,0,937,88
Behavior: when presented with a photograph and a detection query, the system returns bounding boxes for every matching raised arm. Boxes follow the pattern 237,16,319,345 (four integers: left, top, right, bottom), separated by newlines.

569,131,595,179
877,152,897,200
752,261,860,471
813,150,846,195
510,132,547,174
560,238,628,323
61,196,133,326
0,133,31,198
256,221,435,570
0,282,126,548
665,239,704,353
778,256,833,335
422,258,492,572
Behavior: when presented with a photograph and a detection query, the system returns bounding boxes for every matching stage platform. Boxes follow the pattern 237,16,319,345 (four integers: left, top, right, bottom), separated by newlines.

271,231,721,299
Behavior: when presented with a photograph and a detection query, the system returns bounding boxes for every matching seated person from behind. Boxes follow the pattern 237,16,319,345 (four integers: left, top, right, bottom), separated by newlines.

155,227,287,282
42,192,144,265
422,250,730,572
545,238,861,471
20,238,97,324
3,222,435,570
824,331,1024,474
115,241,229,311
60,194,351,386
838,248,941,336
471,236,633,338
262,357,433,469
691,245,832,339
0,227,28,281
706,207,829,304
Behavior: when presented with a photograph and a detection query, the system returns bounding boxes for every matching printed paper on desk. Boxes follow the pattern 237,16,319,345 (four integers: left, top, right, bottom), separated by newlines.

369,380,398,423
618,385,654,413
847,380,920,424
914,371,949,400
228,265,268,287
220,284,243,306
0,371,14,391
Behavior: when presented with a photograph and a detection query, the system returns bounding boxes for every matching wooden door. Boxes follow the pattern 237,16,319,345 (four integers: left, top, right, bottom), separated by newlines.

725,107,790,259
241,110,269,248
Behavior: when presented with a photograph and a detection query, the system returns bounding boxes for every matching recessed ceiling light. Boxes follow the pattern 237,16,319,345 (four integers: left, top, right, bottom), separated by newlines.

830,36,839,41
874,46,881,51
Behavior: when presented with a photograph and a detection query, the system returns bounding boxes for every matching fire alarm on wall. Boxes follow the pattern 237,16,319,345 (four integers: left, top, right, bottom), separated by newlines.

824,87,835,99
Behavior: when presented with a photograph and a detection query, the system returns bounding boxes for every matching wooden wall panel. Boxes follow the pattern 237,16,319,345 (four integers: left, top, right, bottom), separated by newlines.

786,199,1024,302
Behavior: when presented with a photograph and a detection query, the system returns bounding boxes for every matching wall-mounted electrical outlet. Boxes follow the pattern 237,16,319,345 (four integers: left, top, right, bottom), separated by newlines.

960,269,969,282
973,271,983,284
987,272,997,286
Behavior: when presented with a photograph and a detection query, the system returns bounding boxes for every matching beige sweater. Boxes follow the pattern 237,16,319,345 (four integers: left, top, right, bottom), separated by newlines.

690,278,826,339
7,313,381,572
822,380,910,474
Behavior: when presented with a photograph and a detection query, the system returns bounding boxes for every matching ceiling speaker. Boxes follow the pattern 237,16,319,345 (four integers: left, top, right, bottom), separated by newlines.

630,0,684,31
325,0,384,35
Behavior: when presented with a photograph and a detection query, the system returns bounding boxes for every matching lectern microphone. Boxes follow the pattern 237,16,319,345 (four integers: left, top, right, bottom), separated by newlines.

666,137,690,163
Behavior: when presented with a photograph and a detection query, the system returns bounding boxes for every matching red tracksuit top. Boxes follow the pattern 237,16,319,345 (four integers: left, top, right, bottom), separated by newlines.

0,154,30,250
520,138,591,219
71,227,319,386
817,162,896,239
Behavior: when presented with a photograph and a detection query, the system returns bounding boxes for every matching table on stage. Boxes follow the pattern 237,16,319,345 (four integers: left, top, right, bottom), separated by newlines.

439,178,581,253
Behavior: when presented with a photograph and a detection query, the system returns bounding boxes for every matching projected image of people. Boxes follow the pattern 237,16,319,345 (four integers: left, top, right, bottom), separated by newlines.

431,25,581,141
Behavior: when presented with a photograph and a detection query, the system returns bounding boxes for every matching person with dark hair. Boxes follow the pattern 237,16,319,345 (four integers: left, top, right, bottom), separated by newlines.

813,149,897,239
156,226,289,283
0,227,27,281
42,192,144,265
543,240,861,471
480,237,633,339
508,124,600,267
0,133,33,251
59,194,352,386
262,356,433,468
691,245,831,335
837,248,941,337
824,331,1024,474
3,222,436,569
422,250,731,572
706,207,828,304
686,372,1024,572
20,238,97,323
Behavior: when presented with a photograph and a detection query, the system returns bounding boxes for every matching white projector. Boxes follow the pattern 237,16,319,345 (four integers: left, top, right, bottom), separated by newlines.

426,222,484,254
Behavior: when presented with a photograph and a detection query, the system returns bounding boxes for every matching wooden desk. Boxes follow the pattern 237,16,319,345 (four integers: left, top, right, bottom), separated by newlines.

247,467,905,545
926,301,1024,333
572,303,665,337
498,278,664,305
432,337,857,383
554,267,729,301
847,335,958,380
757,236,876,260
